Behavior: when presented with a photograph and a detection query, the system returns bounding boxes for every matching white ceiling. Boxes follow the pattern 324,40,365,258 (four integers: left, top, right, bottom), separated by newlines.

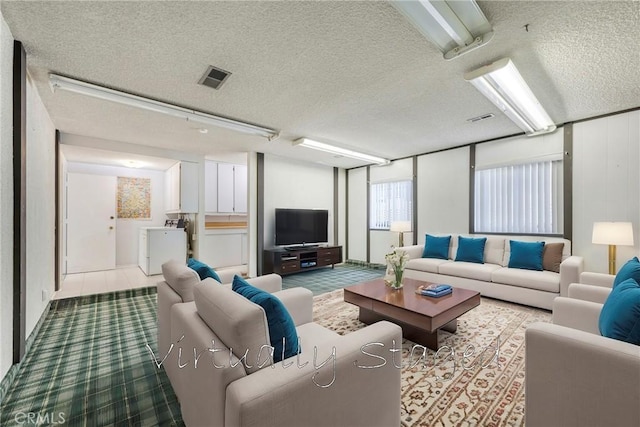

2,1,639,169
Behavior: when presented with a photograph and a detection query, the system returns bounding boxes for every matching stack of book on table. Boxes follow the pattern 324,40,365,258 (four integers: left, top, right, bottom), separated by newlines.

417,284,452,298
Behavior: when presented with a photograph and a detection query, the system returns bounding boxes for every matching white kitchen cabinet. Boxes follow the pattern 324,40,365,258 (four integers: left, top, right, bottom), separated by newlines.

165,161,198,213
138,227,187,275
204,160,218,213
217,163,247,213
200,229,248,268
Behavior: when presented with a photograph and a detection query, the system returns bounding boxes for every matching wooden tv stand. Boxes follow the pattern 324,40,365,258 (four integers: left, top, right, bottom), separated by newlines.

263,245,342,275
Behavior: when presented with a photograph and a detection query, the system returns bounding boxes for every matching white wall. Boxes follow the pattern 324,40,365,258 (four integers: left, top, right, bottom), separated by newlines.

573,110,640,273
347,167,367,261
0,10,14,381
263,154,335,249
25,75,56,336
417,146,470,242
65,162,167,266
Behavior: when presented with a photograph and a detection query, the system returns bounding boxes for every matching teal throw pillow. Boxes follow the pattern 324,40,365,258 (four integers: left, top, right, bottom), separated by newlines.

455,236,487,264
508,240,544,271
613,257,640,288
187,258,222,283
422,235,451,259
599,278,640,345
232,275,299,362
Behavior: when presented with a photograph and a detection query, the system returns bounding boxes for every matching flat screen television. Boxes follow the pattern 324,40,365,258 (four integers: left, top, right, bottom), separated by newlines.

275,208,328,247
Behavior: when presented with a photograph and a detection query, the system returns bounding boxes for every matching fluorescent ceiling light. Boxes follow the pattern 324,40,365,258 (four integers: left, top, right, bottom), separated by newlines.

464,58,556,136
391,0,494,60
49,74,279,140
293,138,390,165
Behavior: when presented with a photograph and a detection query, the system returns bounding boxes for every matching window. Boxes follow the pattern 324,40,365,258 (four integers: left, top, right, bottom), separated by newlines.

370,180,412,229
474,160,563,234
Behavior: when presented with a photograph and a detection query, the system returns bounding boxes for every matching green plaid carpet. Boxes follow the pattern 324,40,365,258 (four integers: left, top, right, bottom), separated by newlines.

281,263,384,295
0,265,382,426
0,287,183,427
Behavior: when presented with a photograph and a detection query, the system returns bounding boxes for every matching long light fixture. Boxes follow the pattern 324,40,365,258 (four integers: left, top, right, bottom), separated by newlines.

49,74,279,140
464,58,557,136
293,138,390,165
390,0,494,60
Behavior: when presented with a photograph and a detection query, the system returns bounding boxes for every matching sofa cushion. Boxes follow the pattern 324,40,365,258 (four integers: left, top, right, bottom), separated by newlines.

439,261,501,282
542,242,564,273
193,279,271,374
599,278,640,345
491,268,560,293
455,236,487,264
508,240,544,271
232,275,299,363
613,257,640,289
406,258,451,273
161,259,200,302
422,235,451,259
187,258,222,283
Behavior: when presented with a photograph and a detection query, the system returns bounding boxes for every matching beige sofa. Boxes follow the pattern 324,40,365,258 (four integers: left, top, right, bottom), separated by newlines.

397,234,583,310
157,260,403,426
525,295,640,426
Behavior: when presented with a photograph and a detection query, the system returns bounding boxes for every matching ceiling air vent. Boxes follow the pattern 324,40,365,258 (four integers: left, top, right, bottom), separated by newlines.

467,113,495,123
198,65,232,90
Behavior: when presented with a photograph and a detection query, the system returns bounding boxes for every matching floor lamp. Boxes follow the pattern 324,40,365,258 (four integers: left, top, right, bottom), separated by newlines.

390,221,412,247
592,222,634,275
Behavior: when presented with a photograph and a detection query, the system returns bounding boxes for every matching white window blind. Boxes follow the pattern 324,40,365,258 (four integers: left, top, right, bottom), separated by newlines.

474,160,563,234
370,180,412,230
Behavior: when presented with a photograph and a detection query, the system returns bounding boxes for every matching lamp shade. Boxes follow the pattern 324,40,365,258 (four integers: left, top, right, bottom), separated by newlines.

592,222,634,246
390,221,412,233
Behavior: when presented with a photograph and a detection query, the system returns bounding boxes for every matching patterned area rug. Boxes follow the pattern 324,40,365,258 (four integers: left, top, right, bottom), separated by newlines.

313,289,552,426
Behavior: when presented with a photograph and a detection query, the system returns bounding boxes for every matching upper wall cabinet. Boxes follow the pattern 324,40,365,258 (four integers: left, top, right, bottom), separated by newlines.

165,161,198,213
206,161,247,214
204,161,218,213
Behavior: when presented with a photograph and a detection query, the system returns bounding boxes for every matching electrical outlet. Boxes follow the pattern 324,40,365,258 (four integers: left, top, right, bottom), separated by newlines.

42,289,49,301
192,234,197,241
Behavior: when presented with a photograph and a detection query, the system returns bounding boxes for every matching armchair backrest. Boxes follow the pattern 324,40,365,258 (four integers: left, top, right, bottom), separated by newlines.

193,280,272,374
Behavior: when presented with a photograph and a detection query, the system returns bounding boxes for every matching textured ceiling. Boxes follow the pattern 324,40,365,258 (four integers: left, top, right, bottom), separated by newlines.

2,1,639,168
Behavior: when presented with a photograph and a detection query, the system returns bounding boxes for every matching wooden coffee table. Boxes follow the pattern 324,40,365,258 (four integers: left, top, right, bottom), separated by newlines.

343,277,480,350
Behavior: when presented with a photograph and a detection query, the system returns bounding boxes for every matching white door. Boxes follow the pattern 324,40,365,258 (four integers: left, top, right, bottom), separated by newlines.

66,173,117,273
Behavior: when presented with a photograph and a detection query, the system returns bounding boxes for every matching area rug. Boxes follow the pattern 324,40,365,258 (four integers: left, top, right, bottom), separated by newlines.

313,289,552,426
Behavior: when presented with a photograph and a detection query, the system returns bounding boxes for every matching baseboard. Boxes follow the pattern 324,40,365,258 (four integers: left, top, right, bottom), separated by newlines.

0,299,51,404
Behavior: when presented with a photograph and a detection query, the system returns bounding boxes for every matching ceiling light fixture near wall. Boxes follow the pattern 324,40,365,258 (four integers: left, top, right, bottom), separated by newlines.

390,0,494,60
48,74,279,140
293,138,390,165
464,58,556,136
122,160,145,168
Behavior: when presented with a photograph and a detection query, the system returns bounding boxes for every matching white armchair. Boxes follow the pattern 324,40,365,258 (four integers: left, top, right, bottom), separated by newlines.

566,271,614,304
525,297,640,427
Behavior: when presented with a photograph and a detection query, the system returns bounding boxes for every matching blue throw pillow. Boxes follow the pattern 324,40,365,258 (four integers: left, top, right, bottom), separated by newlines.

232,275,299,362
599,278,640,345
613,257,640,288
508,240,544,271
455,236,487,264
422,235,451,259
187,258,222,283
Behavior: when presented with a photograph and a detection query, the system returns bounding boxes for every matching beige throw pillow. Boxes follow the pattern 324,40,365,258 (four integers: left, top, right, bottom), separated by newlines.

542,243,564,273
